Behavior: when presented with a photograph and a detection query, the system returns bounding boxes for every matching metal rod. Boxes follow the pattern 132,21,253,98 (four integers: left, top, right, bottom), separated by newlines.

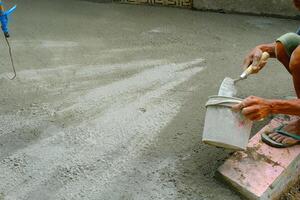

5,36,16,80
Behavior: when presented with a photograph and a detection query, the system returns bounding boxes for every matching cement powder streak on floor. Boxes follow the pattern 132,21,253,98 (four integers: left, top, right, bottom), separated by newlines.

0,0,298,199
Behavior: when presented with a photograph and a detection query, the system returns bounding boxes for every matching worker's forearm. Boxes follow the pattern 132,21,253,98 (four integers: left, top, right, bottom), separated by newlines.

257,43,276,58
269,99,300,116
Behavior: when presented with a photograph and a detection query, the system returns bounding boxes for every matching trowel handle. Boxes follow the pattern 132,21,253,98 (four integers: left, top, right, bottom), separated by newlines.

240,52,270,79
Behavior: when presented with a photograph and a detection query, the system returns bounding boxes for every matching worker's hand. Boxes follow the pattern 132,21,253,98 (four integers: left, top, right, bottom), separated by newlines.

232,96,272,121
242,47,267,73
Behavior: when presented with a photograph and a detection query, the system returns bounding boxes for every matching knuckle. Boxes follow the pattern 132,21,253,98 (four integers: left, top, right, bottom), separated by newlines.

241,109,247,115
253,99,259,104
253,54,260,59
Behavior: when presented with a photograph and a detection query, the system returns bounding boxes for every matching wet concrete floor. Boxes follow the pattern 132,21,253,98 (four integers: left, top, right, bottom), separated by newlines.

0,0,298,199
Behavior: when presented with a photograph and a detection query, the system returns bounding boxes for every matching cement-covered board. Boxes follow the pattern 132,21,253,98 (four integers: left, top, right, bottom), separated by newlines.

218,116,300,199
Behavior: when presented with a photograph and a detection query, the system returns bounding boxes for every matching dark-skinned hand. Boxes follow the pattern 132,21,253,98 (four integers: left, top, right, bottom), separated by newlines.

232,96,273,121
242,47,267,73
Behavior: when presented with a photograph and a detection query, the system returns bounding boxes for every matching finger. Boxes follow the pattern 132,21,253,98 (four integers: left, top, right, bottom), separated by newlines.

232,103,243,111
233,98,256,112
258,60,267,69
242,56,252,70
252,52,262,67
249,113,264,121
251,66,260,74
241,106,258,116
243,106,263,120
252,61,267,73
242,98,258,108
248,114,261,121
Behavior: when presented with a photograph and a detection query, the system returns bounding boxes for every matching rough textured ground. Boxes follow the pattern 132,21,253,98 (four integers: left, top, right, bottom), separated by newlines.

281,179,300,200
0,0,299,199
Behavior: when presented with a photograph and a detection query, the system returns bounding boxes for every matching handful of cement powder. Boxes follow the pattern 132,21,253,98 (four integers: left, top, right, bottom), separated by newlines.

218,77,237,97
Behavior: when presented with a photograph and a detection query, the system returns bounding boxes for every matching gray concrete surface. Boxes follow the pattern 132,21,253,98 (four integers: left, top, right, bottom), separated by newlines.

0,0,298,199
193,0,300,18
